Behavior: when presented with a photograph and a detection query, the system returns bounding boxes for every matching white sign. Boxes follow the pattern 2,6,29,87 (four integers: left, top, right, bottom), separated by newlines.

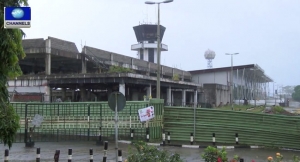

31,114,44,127
138,106,155,122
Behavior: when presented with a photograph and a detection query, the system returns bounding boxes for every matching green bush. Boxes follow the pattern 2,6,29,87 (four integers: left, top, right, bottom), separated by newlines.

108,65,133,73
172,74,180,81
273,106,284,114
126,141,183,162
201,146,228,162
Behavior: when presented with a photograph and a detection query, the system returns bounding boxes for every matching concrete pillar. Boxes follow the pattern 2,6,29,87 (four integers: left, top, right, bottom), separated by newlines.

147,62,150,76
87,89,91,101
62,88,66,101
182,90,186,106
126,87,130,100
146,84,152,97
80,87,86,102
45,39,51,75
167,86,171,105
81,55,87,73
171,91,174,106
194,90,198,108
190,92,193,104
81,47,87,73
107,88,112,98
44,86,51,102
71,90,75,101
119,83,125,96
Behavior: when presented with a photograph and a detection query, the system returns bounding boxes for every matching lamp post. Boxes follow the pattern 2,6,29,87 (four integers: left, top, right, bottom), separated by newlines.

225,53,239,110
145,0,173,99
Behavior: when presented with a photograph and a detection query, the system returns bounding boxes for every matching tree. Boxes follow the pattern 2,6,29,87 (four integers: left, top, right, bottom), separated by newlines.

282,85,295,95
292,85,300,102
0,0,28,148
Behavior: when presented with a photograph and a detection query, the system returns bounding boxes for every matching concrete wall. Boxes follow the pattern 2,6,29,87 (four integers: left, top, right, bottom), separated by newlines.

192,71,229,86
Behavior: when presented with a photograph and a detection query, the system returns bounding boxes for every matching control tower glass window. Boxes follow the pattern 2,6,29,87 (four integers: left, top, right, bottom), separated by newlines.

148,49,154,63
140,49,144,60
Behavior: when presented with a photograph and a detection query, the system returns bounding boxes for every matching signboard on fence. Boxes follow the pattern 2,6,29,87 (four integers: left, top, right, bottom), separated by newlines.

31,114,44,127
138,106,155,122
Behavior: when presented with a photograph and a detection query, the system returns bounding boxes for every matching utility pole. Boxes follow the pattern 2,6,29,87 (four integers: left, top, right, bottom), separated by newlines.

225,53,239,110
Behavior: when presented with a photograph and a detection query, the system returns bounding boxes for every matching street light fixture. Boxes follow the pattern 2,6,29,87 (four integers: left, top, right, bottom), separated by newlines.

145,0,173,99
225,53,239,110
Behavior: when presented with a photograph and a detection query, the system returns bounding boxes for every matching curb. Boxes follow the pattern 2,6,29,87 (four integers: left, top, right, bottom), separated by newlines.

118,140,264,149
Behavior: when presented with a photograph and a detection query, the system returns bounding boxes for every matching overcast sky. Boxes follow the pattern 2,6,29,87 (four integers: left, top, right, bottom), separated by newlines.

22,0,300,86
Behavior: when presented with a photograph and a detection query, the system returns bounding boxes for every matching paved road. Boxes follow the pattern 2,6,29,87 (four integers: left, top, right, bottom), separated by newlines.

1,141,300,162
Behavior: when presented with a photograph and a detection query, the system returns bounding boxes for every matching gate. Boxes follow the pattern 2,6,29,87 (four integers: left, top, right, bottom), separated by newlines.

11,101,162,143
23,103,99,143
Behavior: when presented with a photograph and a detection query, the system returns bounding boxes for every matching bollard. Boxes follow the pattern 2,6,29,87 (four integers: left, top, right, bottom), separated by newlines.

118,150,122,162
4,149,9,162
102,141,108,162
130,129,134,140
68,149,72,162
162,129,166,146
236,133,239,145
54,150,60,162
36,148,40,162
89,148,93,162
240,158,244,162
212,133,216,146
190,133,194,145
167,132,171,144
146,128,149,142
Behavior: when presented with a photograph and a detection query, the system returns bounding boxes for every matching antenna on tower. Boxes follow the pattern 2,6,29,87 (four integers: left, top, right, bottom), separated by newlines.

204,49,216,69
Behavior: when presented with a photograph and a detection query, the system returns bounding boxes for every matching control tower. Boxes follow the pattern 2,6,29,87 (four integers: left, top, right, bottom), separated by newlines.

131,24,168,63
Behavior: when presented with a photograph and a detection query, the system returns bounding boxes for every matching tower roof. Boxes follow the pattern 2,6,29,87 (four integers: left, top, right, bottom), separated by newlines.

133,24,166,43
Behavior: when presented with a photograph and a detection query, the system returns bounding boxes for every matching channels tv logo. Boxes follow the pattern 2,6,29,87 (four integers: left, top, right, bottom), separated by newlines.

4,7,31,28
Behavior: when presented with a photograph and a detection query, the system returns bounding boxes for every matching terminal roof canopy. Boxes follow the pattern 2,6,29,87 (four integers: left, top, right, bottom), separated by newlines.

133,24,166,43
189,64,273,83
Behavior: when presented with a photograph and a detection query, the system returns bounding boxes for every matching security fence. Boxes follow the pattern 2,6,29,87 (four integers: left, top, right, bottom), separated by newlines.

11,99,164,143
164,106,300,149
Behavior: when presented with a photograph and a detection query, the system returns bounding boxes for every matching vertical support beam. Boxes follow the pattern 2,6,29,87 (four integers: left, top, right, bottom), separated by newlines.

61,88,66,101
45,38,51,75
171,90,174,106
87,89,91,101
194,90,198,108
110,53,114,65
147,62,150,76
81,47,87,73
119,83,125,96
146,84,152,98
44,85,51,102
182,89,186,106
71,90,75,102
190,92,193,104
172,68,174,77
182,71,184,81
167,86,171,106
131,58,134,69
80,87,86,102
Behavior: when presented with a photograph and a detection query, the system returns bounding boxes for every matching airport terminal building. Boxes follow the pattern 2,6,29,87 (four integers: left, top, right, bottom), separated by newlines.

8,24,273,107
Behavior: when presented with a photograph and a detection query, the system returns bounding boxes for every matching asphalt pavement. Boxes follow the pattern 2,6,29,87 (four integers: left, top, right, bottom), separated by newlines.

1,141,300,162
